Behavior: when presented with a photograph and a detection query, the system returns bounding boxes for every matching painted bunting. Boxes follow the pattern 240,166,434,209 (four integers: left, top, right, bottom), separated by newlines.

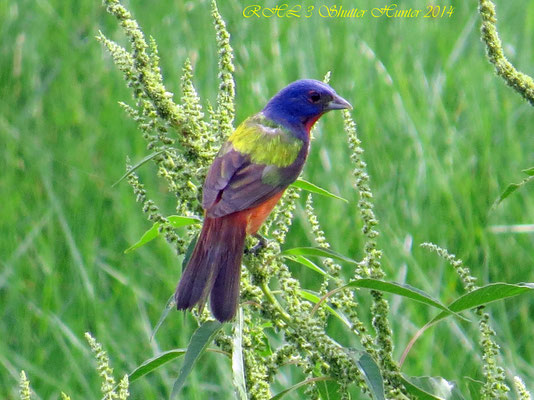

175,79,351,322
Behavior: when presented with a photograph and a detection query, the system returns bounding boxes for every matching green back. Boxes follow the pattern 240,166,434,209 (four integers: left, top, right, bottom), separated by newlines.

229,113,302,168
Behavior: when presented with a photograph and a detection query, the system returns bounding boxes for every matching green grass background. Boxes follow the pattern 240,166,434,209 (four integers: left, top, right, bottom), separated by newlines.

2,0,534,398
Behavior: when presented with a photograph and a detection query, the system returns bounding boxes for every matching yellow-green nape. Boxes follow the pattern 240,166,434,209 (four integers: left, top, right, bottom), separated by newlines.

229,115,302,167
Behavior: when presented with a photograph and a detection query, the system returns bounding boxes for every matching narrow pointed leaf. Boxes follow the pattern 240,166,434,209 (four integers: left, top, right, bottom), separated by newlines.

430,282,534,324
356,352,385,400
284,255,331,277
345,279,463,319
124,222,161,253
182,233,199,272
171,320,223,399
151,235,200,340
282,247,358,265
401,377,443,400
151,294,175,342
299,290,352,328
124,216,200,253
270,377,334,400
168,215,202,228
494,183,521,206
113,150,167,187
402,376,465,400
493,172,534,208
292,178,348,202
232,309,247,400
129,349,186,382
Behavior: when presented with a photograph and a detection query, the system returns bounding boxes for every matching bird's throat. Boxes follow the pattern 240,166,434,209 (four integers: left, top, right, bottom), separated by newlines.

304,114,322,132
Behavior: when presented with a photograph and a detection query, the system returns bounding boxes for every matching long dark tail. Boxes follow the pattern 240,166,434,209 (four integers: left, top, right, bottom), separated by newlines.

175,213,246,322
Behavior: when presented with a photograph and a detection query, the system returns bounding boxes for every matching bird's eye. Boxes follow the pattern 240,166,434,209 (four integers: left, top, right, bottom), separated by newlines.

309,91,321,103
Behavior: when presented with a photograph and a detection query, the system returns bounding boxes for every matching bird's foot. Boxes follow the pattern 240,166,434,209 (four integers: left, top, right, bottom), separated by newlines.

245,234,268,255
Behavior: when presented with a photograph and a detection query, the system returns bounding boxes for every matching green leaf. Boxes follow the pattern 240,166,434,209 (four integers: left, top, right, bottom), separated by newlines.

150,294,175,342
112,150,167,187
232,309,247,400
464,377,484,399
129,349,186,382
402,376,465,400
299,290,352,329
494,183,521,206
282,247,358,265
401,283,534,365
124,215,200,253
291,178,348,202
355,352,385,400
345,279,463,319
256,328,273,358
182,233,199,272
270,377,335,400
492,171,534,208
171,320,223,399
316,378,343,400
168,215,202,228
430,282,534,324
283,255,331,277
150,236,200,340
125,223,161,253
401,377,443,400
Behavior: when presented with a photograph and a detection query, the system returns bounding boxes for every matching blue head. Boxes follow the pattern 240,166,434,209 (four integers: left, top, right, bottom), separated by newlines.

262,79,351,136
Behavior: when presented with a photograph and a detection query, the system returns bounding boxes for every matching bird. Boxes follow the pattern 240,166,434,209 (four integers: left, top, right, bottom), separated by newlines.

175,79,351,322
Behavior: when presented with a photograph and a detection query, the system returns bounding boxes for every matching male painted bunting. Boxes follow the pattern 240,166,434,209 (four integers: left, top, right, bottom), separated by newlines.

175,79,351,322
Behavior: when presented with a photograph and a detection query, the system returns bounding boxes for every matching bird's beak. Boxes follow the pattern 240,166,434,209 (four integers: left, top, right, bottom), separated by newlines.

326,94,352,111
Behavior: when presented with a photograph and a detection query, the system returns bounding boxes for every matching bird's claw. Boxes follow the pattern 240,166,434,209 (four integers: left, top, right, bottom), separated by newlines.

245,234,268,255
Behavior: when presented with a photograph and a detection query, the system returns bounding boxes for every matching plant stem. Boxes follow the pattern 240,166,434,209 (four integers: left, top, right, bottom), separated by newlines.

259,281,292,325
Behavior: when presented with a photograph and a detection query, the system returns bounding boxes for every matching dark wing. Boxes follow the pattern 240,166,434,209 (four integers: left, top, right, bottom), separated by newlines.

202,145,290,218
202,142,245,210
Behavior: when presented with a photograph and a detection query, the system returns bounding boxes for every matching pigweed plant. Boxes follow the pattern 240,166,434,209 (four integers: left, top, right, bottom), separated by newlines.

478,0,534,203
19,334,129,400
18,0,533,399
